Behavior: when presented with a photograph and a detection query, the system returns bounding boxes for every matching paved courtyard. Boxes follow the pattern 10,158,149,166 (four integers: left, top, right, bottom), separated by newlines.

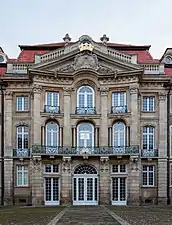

1,205,172,224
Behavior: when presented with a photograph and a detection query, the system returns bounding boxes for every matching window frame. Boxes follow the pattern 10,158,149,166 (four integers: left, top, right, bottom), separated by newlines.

45,122,59,147
142,96,155,112
142,165,155,187
112,92,126,107
142,126,155,150
45,91,59,106
77,123,94,148
112,164,127,174
44,164,59,174
112,121,126,147
16,165,29,187
77,86,95,108
16,126,29,150
16,96,29,111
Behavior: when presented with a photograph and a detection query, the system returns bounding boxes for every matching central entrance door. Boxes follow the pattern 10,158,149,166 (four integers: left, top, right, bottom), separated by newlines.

73,165,98,205
44,177,59,205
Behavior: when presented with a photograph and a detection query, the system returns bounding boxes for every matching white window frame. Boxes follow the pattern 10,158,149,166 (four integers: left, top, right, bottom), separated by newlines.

77,86,94,108
16,165,28,187
46,122,59,146
142,165,155,187
17,126,28,149
77,123,94,147
44,164,59,174
16,96,29,111
142,96,155,112
45,92,59,106
142,126,155,150
112,92,126,107
112,164,127,174
112,122,126,147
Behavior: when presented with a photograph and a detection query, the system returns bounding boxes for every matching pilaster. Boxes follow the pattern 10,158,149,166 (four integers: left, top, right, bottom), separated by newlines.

32,85,42,145
4,159,13,205
129,86,139,145
31,156,44,205
100,87,109,146
63,88,73,146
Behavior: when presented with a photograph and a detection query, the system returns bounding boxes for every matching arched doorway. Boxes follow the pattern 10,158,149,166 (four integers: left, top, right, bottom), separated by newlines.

73,164,98,205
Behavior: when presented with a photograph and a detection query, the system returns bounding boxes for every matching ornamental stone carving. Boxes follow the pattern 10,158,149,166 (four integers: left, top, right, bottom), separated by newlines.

5,91,13,100
15,122,28,127
129,86,138,94
32,84,42,93
72,52,99,71
63,87,74,96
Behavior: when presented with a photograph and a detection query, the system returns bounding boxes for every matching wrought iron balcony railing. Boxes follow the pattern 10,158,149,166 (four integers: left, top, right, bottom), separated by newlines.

44,105,60,113
75,107,96,114
32,145,139,155
141,149,158,157
13,148,30,157
111,105,127,114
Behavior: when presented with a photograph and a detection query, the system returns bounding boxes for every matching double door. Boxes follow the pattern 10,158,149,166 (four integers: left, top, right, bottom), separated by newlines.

73,176,98,205
112,177,127,205
44,177,59,205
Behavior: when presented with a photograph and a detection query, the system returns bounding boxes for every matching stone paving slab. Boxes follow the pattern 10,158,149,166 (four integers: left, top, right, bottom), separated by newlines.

56,206,121,225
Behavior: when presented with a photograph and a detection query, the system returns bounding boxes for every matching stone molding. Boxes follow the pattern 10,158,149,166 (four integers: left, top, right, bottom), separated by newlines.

5,91,13,100
129,86,138,94
15,121,28,127
63,87,74,96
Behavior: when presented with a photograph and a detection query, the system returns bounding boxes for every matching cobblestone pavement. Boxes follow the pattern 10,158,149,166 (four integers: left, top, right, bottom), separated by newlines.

56,206,121,225
108,206,172,225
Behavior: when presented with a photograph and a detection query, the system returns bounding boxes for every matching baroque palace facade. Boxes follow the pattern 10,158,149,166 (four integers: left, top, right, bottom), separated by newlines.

0,34,172,206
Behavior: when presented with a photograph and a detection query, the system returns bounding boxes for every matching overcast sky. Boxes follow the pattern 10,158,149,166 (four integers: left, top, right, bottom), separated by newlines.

1,0,172,59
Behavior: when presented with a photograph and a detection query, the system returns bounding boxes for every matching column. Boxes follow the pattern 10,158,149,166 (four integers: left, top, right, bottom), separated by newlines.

32,85,42,145
4,91,13,204
158,92,167,204
126,126,130,146
108,127,112,147
59,126,63,147
72,126,76,147
100,87,109,146
129,86,139,146
63,88,72,147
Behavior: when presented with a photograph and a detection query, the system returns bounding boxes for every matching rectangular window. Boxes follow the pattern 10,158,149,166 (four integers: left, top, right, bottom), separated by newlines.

112,164,126,173
46,92,59,106
16,165,28,186
142,126,154,150
44,164,59,173
142,96,155,112
112,92,127,113
16,96,29,111
17,126,28,149
142,165,154,186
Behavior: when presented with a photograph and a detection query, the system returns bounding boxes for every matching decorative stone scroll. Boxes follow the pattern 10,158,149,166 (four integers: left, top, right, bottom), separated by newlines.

158,92,166,101
63,87,74,96
31,156,42,172
4,91,13,100
100,156,109,172
62,156,71,173
129,86,138,95
15,121,28,127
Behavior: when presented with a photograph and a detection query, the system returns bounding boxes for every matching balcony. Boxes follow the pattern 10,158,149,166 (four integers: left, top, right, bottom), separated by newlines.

75,107,96,114
32,145,139,155
44,105,60,114
13,148,30,157
141,149,158,158
111,105,127,114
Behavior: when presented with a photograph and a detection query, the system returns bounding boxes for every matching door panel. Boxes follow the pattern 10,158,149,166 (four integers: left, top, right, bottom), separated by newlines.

44,177,59,205
112,177,127,205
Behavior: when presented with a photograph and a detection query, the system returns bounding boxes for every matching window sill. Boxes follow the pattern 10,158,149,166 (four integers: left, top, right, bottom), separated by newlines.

16,110,30,113
142,186,156,188
141,111,155,113
14,186,30,188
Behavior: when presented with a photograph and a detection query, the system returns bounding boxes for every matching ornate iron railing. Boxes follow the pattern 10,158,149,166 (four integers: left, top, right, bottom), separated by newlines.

111,105,127,114
32,145,139,155
44,105,60,113
75,107,96,114
13,148,30,157
141,149,158,157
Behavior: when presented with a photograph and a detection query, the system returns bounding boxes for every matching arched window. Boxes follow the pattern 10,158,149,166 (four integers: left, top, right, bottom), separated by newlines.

46,121,59,146
142,126,155,150
74,164,97,174
112,121,125,147
77,123,94,147
76,86,95,114
17,126,28,149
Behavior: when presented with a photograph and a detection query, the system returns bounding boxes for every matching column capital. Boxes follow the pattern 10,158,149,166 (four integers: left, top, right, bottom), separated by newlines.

63,87,74,96
158,92,166,101
5,90,13,100
99,87,109,96
129,86,138,94
32,84,42,93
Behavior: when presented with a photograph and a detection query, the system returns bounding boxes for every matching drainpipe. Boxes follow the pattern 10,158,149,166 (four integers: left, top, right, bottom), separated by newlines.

164,82,172,205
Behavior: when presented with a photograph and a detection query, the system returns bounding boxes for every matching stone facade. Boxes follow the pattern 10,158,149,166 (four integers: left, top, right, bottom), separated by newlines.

0,35,171,206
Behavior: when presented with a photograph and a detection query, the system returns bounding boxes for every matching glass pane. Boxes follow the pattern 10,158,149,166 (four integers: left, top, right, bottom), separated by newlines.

149,172,154,185
24,171,28,185
45,165,51,173
53,93,58,106
142,172,147,185
120,178,126,201
74,178,77,201
87,178,93,201
87,94,93,107
47,92,52,105
17,172,22,186
112,178,118,201
53,178,59,201
17,97,23,110
53,165,59,173
24,97,29,110
78,178,84,201
78,94,85,107
45,178,51,201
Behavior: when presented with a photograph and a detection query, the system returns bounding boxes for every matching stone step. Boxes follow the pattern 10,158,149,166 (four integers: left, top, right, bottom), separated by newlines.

56,206,121,225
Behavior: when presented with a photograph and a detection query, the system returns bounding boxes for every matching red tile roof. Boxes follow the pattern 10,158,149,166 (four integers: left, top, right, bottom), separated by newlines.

165,67,172,76
17,50,49,62
0,67,6,76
